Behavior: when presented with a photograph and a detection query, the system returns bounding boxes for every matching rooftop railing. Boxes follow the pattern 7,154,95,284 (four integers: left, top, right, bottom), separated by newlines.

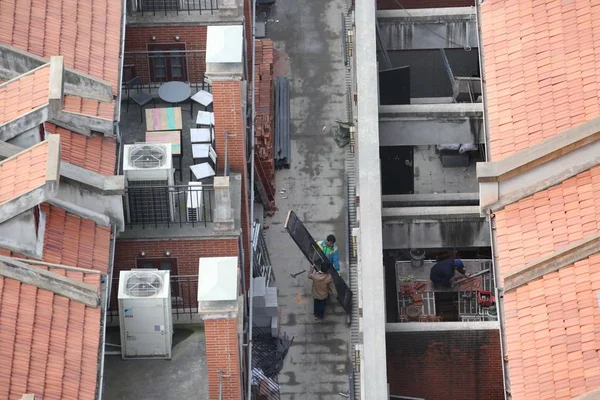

108,274,199,322
128,0,218,15
124,183,215,229
123,50,211,93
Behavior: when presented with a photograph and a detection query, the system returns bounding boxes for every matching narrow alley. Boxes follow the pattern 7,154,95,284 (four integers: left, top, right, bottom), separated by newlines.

263,0,352,397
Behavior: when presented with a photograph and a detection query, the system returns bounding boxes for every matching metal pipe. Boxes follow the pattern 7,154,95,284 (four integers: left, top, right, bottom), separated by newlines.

115,0,127,121
475,2,509,398
97,225,118,399
246,0,257,395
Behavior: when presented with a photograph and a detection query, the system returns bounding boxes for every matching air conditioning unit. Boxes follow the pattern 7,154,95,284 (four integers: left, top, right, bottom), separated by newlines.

118,269,173,359
186,182,204,222
123,143,175,224
123,143,173,182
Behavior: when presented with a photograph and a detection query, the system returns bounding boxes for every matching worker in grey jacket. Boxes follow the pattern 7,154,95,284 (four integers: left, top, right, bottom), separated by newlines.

309,264,338,322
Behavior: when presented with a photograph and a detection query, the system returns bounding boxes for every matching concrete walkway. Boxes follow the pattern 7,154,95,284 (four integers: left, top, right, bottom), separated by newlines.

263,0,350,397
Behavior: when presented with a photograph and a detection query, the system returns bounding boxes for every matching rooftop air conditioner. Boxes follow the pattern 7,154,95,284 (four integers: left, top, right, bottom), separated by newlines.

123,143,175,224
118,269,173,359
186,182,204,222
123,143,173,183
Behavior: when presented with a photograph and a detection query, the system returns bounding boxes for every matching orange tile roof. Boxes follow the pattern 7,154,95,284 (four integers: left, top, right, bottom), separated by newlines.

63,96,116,120
0,0,122,94
481,0,600,161
482,1,600,399
493,167,600,278
41,204,111,273
0,204,110,400
503,254,600,399
45,123,117,175
0,140,52,206
0,65,51,125
0,267,101,400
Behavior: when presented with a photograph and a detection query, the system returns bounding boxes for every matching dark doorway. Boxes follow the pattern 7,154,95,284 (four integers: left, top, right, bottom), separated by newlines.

435,292,458,321
148,43,188,82
379,66,410,105
380,146,414,195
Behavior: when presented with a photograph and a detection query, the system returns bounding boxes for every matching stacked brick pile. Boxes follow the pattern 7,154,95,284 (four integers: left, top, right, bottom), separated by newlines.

254,39,276,212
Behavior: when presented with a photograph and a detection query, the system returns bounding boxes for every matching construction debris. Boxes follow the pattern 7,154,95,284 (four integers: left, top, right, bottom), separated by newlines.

275,77,291,168
252,327,294,399
254,39,277,212
333,120,353,148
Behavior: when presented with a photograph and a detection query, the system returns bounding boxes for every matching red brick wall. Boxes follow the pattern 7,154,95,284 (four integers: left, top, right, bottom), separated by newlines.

112,238,239,307
378,0,474,10
124,26,207,84
212,80,251,285
386,330,504,400
244,0,252,74
205,317,242,400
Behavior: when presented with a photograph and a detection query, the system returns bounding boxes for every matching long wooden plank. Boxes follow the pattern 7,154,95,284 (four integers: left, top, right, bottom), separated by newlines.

284,210,353,314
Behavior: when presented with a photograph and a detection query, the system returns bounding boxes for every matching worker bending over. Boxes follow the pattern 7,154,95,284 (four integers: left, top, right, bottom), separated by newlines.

430,258,470,288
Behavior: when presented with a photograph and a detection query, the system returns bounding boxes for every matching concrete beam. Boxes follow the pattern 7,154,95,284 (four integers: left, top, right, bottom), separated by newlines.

377,7,475,21
379,103,483,118
356,0,389,390
379,118,483,146
382,193,479,207
49,181,125,230
60,163,124,196
573,389,600,400
478,128,600,213
386,321,499,332
0,138,28,158
478,116,600,182
504,232,600,292
0,210,45,259
382,206,480,218
0,106,50,142
48,56,65,116
0,255,100,308
51,111,114,137
0,44,113,102
382,218,490,249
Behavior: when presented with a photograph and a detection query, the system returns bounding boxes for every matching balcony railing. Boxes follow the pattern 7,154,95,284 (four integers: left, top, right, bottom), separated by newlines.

123,50,211,93
128,0,218,15
124,184,215,229
108,275,199,322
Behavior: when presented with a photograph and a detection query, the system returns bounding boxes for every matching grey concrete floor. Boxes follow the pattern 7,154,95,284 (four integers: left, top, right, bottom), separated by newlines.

263,0,351,397
103,326,208,400
413,145,478,194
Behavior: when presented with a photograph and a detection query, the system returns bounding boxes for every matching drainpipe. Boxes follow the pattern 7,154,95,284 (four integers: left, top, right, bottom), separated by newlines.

97,225,118,399
475,2,510,398
246,0,257,396
115,0,127,121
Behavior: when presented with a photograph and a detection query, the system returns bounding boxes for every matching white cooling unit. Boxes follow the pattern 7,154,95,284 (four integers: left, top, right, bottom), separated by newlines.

123,143,175,224
186,182,204,222
118,269,173,359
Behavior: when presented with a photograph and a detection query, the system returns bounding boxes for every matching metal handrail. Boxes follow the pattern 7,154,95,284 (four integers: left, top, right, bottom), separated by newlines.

124,184,215,229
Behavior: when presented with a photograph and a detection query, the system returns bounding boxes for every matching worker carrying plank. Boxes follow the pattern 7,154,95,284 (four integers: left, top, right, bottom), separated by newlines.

430,258,471,288
317,234,341,272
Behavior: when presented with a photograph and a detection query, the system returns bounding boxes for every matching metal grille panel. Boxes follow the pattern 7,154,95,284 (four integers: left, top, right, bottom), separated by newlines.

458,291,480,315
127,180,171,224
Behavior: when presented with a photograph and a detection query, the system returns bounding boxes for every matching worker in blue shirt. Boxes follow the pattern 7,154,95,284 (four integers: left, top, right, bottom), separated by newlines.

430,258,470,288
318,234,340,272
